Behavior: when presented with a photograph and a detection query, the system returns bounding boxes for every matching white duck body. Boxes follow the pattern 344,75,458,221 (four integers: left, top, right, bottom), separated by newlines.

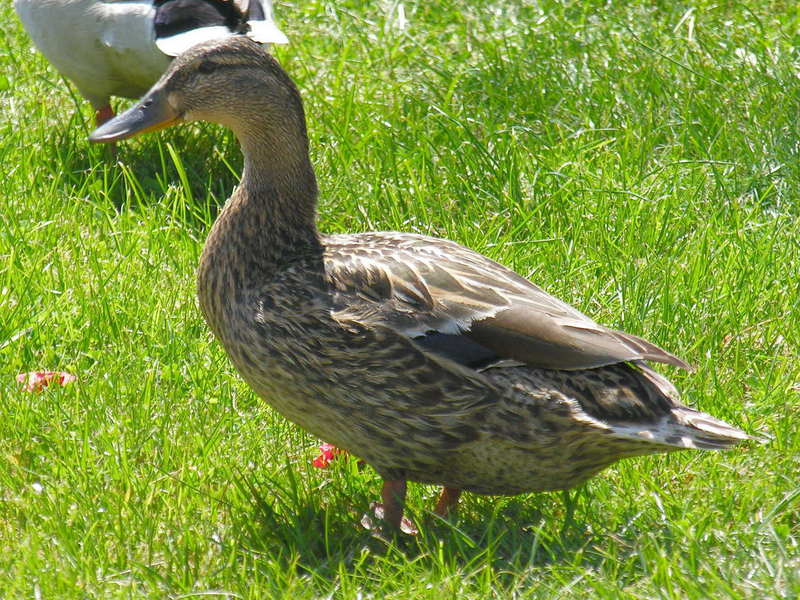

15,0,166,107
13,0,288,118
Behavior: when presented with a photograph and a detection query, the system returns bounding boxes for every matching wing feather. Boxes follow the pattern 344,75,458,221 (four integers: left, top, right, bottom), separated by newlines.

326,232,690,372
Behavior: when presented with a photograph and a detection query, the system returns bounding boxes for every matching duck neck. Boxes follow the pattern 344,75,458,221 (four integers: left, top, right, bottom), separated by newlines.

205,124,321,274
197,122,323,341
237,132,321,262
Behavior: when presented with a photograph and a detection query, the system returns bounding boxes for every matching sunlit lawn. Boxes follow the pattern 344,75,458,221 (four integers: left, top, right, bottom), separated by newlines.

1,1,798,597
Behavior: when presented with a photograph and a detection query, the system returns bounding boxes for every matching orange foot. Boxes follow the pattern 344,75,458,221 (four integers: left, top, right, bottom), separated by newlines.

95,104,115,127
434,487,462,517
361,502,418,536
360,479,418,535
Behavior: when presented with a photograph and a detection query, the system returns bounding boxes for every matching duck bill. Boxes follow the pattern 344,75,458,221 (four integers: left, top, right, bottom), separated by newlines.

89,89,180,143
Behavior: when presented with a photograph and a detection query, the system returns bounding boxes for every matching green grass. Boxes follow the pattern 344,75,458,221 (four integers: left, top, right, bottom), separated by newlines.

1,0,798,597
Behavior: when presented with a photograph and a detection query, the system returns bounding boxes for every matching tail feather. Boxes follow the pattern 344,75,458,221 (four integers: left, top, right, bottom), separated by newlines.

671,407,751,449
608,406,749,451
609,364,749,450
612,330,694,371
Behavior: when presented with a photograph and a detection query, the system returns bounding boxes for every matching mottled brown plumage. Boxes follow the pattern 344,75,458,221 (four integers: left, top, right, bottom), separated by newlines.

90,37,748,530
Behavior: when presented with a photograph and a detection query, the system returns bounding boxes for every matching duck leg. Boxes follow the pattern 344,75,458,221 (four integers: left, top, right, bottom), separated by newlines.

95,104,115,127
380,479,407,529
433,487,462,517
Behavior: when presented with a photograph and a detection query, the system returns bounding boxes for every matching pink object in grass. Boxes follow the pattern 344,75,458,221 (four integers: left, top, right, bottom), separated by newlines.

16,371,77,392
312,442,346,468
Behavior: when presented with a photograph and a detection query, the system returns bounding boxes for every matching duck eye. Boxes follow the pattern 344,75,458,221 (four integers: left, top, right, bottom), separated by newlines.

198,60,217,75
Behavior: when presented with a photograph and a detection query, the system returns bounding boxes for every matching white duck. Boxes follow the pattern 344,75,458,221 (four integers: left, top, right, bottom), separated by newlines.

14,0,288,125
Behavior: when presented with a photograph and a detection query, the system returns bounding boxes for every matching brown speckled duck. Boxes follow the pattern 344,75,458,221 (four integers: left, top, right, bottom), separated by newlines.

90,38,748,530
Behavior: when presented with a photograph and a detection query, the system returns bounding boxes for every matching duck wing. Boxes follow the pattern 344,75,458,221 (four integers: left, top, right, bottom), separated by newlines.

326,232,690,372
245,0,289,44
154,0,287,57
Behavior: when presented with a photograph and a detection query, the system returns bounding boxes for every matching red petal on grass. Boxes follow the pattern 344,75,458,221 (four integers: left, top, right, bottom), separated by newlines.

16,371,77,392
312,442,347,468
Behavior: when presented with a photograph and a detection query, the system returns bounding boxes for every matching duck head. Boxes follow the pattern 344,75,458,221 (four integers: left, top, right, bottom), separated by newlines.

90,37,307,154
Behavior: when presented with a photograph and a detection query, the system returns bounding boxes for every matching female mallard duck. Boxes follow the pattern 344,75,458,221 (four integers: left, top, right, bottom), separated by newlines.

90,38,748,530
14,0,287,125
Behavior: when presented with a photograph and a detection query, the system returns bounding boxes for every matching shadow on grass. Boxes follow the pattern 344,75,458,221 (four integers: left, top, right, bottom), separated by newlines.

225,467,652,586
45,116,242,220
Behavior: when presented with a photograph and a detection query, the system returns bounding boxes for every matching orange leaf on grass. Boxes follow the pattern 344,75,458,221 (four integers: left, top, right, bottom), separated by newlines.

16,371,77,392
312,442,347,468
